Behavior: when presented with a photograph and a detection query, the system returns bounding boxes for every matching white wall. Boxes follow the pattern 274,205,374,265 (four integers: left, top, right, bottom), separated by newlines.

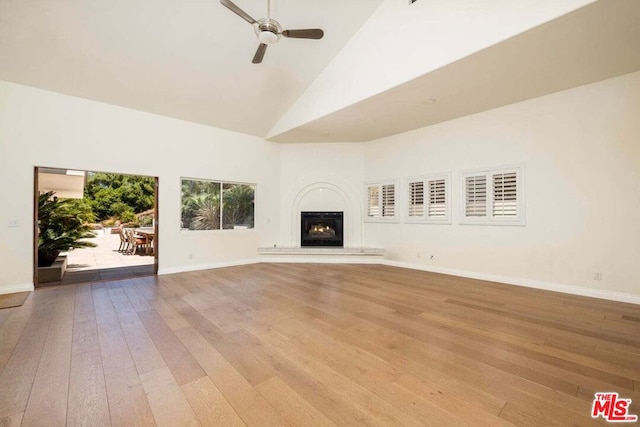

0,81,280,291
2,72,639,301
278,143,364,247
269,0,593,138
364,71,640,299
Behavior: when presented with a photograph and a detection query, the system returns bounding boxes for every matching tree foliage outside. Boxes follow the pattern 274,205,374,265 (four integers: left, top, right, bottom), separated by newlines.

222,183,254,229
185,180,221,230
38,191,97,266
181,179,254,230
192,196,221,230
84,172,155,221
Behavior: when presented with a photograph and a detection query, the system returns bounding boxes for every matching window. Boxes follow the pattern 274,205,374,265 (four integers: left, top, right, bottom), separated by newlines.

181,178,255,230
367,185,380,217
464,175,487,218
365,180,399,222
492,172,518,217
381,184,396,217
405,173,451,223
407,181,424,217
460,165,524,225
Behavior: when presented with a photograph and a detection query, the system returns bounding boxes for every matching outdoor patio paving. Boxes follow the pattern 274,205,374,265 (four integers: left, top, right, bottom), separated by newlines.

59,229,154,285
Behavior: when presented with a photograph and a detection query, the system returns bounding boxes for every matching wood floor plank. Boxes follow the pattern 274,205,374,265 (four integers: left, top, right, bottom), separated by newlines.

0,290,56,418
123,281,153,313
255,376,337,427
104,367,155,427
354,307,582,395
227,329,385,426
149,297,190,331
415,306,640,379
340,321,596,418
138,310,206,386
0,411,23,427
168,295,275,387
67,350,110,427
182,376,246,426
1,264,639,426
93,286,136,375
0,308,13,335
118,319,166,375
0,289,51,375
393,374,514,427
73,284,96,324
21,286,75,427
174,326,289,427
270,316,510,426
227,324,443,426
390,308,638,391
499,400,600,427
246,314,509,426
108,287,165,375
139,366,199,427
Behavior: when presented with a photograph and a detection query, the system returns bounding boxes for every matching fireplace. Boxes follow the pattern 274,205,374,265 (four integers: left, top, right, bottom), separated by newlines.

301,211,343,247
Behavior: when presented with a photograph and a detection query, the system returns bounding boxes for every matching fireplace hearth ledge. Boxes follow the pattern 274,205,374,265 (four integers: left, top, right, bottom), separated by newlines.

257,247,384,256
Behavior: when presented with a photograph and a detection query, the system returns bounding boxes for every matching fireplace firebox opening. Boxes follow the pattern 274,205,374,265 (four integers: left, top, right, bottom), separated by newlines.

301,211,343,247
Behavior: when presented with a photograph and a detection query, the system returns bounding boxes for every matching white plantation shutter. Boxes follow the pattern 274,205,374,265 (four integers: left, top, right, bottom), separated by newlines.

428,179,446,218
408,181,424,217
367,185,380,217
461,165,524,225
465,175,487,217
365,180,399,222
381,184,396,217
493,172,517,217
404,174,450,223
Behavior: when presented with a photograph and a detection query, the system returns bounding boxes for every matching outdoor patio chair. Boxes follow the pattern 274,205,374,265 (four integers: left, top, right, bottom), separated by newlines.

118,227,129,252
127,228,147,255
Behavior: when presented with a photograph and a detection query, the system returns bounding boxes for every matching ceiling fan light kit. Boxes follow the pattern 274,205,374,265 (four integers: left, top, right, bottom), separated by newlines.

220,0,324,64
255,18,282,45
258,30,279,45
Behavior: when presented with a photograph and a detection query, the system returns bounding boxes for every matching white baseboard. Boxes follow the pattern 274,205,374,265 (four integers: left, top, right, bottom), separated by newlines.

158,258,261,275
0,283,35,295
382,259,640,306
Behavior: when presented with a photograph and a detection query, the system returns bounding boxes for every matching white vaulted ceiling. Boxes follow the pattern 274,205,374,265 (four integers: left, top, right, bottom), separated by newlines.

1,0,639,142
0,0,384,137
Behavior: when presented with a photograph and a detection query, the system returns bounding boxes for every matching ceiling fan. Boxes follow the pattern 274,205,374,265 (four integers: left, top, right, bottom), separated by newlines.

220,0,325,64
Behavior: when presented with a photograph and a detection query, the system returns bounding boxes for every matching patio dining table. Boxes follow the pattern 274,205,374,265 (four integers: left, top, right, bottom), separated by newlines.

135,228,155,255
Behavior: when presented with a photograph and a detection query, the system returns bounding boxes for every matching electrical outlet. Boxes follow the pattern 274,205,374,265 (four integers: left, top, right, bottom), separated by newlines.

188,253,193,260
593,272,602,281
8,220,19,228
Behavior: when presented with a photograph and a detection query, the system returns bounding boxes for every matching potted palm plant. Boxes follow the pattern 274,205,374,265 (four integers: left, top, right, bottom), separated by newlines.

37,191,97,267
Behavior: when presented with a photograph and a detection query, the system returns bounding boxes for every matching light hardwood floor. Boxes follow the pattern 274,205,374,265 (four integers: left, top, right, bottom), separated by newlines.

1,263,639,426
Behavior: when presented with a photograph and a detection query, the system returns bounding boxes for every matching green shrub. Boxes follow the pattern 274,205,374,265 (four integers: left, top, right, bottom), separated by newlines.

140,216,153,227
38,191,97,267
102,217,117,227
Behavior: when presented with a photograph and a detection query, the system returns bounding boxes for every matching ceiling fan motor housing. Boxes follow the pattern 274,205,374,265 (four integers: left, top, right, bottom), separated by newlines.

255,18,282,44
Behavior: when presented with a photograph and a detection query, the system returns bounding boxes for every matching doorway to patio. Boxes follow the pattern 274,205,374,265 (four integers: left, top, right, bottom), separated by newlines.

34,167,158,287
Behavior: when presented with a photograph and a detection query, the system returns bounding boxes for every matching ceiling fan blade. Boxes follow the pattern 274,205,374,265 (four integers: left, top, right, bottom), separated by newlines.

282,29,324,40
219,0,256,24
252,43,268,64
